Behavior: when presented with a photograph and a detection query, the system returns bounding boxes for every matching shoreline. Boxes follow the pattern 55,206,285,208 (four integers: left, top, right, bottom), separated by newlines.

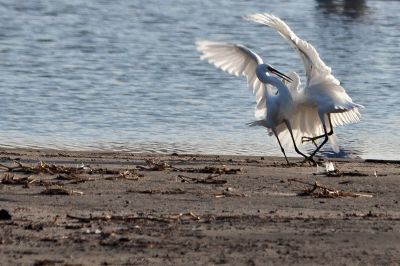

1,145,399,162
1,148,399,265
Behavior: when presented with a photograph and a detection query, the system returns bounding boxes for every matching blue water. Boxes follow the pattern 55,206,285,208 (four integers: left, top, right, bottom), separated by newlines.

0,0,399,159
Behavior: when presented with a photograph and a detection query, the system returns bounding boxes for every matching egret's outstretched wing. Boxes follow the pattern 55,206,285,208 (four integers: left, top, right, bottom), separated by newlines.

196,40,267,119
330,106,362,127
246,13,339,88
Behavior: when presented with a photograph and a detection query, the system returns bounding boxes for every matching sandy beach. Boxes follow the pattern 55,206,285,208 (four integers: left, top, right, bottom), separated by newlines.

0,148,399,265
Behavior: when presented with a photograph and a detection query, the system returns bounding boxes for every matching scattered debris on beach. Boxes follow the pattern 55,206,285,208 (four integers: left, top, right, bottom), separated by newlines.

0,161,92,176
137,159,241,174
1,150,400,265
66,212,202,224
183,165,241,174
0,161,144,186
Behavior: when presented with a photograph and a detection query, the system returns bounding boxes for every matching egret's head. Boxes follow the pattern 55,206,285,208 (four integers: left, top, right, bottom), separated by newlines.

266,64,292,83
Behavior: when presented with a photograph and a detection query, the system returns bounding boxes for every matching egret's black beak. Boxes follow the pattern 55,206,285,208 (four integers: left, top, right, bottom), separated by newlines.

267,66,292,82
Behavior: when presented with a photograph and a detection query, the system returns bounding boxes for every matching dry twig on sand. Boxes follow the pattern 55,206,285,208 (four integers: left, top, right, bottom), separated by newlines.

136,159,177,171
177,174,227,184
214,187,247,198
289,178,373,198
126,188,186,195
105,169,143,180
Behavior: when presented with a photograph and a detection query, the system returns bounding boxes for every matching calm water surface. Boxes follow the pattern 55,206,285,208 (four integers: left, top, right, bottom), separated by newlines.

0,0,399,159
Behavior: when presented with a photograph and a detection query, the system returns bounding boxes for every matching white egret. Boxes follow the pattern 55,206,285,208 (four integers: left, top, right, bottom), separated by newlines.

196,41,309,164
246,13,363,157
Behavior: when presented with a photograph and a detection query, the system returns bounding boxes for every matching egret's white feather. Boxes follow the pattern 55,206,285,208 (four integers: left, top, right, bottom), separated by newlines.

196,40,267,119
245,13,339,88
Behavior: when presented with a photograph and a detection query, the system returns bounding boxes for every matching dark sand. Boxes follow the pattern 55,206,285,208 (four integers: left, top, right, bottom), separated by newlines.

0,148,399,265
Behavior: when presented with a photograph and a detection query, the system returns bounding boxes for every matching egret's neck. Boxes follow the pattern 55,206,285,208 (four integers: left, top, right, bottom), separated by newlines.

256,64,290,99
256,64,273,98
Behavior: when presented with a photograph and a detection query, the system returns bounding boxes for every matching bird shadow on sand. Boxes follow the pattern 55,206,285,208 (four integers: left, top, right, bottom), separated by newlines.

313,147,362,159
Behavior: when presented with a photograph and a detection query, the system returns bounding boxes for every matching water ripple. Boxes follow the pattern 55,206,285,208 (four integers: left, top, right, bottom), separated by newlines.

0,0,399,160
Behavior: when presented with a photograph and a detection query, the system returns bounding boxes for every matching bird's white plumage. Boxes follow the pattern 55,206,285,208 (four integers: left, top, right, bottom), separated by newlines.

196,40,342,153
246,13,363,152
196,13,364,158
196,41,268,119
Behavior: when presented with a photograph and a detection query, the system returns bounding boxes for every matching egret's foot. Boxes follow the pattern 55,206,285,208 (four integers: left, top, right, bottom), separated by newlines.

301,136,319,147
279,157,296,167
301,156,317,166
283,158,290,165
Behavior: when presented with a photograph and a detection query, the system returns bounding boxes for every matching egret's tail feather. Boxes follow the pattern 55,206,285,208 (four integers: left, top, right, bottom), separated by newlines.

247,121,275,136
247,120,268,127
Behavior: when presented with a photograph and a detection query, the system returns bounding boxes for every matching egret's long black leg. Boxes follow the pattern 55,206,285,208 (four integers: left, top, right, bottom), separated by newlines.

284,120,314,164
302,114,334,144
272,128,290,165
309,121,329,159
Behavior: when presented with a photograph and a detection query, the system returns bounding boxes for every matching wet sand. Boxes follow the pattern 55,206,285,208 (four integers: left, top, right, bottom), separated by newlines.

0,148,399,265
